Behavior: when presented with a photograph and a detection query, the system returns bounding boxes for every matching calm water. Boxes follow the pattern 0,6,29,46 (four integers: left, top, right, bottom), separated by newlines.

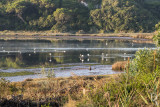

0,38,156,81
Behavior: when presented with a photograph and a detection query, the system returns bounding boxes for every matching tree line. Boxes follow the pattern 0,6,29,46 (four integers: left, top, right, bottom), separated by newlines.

0,0,160,33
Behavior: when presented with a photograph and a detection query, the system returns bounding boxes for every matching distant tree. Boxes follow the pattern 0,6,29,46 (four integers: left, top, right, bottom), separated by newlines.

52,8,73,32
0,0,160,32
29,15,55,30
90,0,158,33
6,0,30,23
53,8,72,24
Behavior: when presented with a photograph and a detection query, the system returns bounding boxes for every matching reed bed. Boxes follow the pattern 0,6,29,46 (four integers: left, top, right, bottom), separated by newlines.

112,61,128,71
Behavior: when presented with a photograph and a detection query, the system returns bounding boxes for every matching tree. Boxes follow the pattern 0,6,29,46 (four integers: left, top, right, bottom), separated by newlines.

52,8,73,32
53,8,72,24
0,0,160,32
29,15,55,30
6,0,30,23
90,0,158,33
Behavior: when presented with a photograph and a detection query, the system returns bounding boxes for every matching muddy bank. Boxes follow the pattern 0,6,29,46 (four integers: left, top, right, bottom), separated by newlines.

0,31,154,40
2,65,122,82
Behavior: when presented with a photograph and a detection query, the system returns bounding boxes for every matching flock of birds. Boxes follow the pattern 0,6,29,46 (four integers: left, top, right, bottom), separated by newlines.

1,40,132,63
79,52,129,63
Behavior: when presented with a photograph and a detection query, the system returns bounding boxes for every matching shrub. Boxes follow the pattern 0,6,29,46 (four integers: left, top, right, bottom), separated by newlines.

112,61,128,71
129,49,160,73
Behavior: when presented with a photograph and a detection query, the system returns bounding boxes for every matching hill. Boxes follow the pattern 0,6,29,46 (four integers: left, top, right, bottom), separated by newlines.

0,0,160,33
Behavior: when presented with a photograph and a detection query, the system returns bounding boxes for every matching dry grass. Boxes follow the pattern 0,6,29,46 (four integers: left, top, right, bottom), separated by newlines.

132,33,154,39
112,61,128,71
0,31,154,40
0,74,119,106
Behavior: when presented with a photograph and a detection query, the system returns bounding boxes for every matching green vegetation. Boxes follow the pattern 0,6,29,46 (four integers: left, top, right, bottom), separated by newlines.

0,71,35,77
153,22,160,46
129,49,160,73
0,49,160,106
41,67,55,78
0,57,25,69
0,0,160,33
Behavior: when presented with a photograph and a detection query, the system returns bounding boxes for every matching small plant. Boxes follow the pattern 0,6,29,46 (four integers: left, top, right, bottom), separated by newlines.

47,69,55,78
41,67,55,78
41,103,51,107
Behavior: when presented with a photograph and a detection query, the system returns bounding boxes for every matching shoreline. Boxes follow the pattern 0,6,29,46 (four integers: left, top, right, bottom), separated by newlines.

27,73,120,81
0,31,154,40
2,64,121,82
11,73,120,83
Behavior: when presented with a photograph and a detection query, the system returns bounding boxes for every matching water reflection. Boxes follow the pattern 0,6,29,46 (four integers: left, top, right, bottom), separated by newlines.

0,39,156,69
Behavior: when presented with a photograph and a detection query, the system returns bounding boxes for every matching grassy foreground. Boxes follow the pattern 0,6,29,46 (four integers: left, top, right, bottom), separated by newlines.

0,71,160,107
0,74,119,107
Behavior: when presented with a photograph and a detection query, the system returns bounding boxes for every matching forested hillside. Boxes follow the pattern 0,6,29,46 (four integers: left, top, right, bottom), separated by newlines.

0,0,160,33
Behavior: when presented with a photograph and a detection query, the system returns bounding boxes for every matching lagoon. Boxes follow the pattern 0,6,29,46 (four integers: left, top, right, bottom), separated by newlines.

0,37,156,82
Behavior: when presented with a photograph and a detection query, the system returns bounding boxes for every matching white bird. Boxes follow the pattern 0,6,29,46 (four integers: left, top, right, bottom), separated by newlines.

87,54,90,56
106,58,108,61
132,43,134,46
82,59,84,63
102,53,104,57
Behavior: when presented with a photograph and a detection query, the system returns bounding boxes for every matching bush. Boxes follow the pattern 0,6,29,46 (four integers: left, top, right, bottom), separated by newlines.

129,49,160,73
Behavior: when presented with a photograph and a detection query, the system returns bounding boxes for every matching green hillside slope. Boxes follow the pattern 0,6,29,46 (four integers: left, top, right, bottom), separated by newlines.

0,0,159,33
